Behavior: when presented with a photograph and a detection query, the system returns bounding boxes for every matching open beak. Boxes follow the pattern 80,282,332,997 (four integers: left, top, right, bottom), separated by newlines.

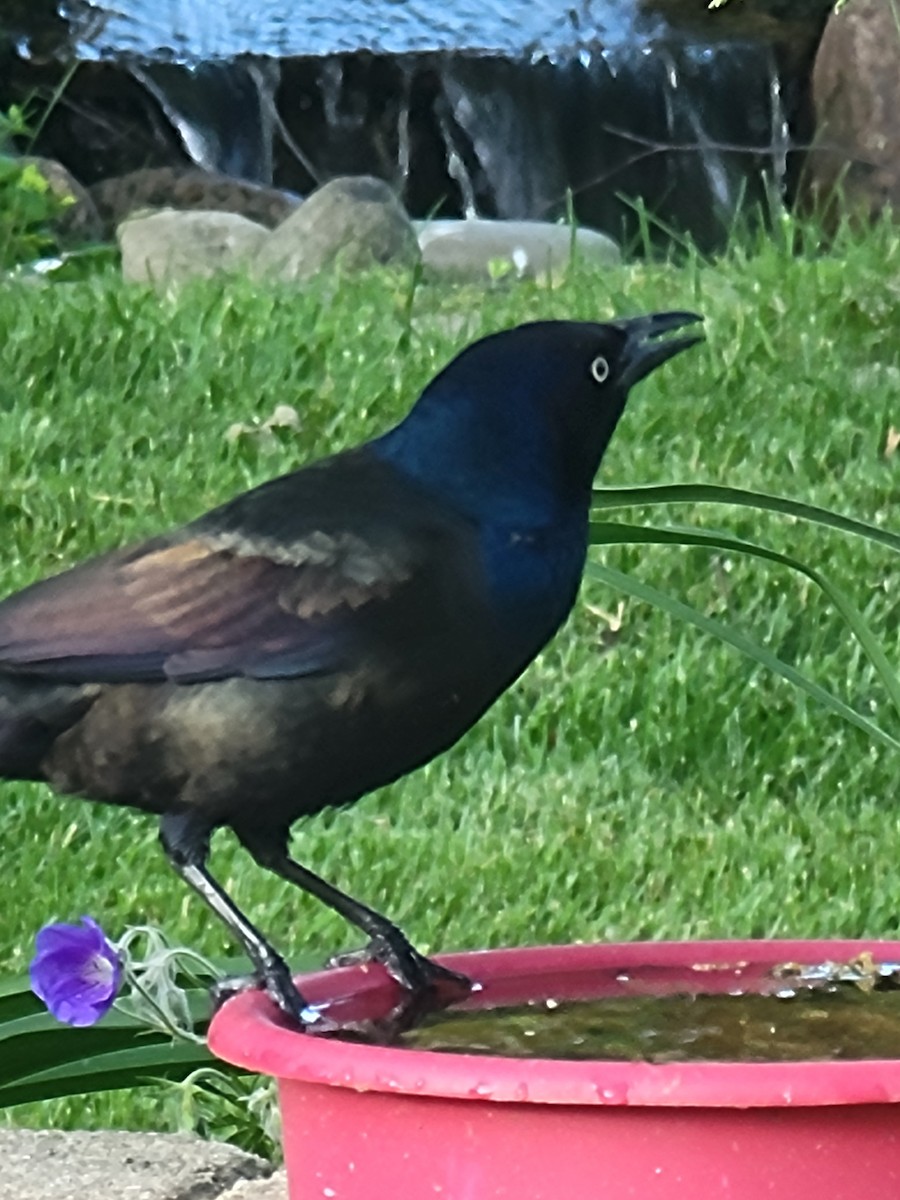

616,311,704,391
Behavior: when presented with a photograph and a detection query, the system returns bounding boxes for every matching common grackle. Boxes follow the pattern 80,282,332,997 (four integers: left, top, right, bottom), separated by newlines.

0,314,702,1027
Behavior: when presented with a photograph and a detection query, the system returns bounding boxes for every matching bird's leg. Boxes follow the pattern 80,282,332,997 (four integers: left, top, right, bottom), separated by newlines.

237,831,472,1000
159,812,330,1029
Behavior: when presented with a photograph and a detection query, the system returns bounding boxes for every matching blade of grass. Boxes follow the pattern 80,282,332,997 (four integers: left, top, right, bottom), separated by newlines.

590,520,900,723
583,560,900,754
592,484,900,556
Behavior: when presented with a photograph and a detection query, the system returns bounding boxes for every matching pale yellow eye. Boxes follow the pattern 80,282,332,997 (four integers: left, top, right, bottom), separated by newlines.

590,355,610,384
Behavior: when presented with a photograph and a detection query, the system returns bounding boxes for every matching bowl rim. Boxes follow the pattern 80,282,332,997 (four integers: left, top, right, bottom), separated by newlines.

208,938,900,1108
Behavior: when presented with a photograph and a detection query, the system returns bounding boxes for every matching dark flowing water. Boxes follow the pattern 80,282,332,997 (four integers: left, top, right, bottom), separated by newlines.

2,1,830,247
394,959,900,1063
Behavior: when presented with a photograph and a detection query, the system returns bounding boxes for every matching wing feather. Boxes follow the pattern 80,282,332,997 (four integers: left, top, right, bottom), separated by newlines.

0,450,481,686
0,528,414,684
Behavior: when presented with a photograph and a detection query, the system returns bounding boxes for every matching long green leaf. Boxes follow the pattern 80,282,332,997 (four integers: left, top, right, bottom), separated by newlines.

592,483,900,555
0,956,322,1106
1,1019,210,1084
0,1012,113,1044
584,561,900,754
589,521,900,724
0,983,44,1026
0,983,213,1105
0,1038,216,1107
0,975,34,1001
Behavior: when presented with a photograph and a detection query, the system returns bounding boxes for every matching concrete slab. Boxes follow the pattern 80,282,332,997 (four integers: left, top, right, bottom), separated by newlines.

0,1129,274,1200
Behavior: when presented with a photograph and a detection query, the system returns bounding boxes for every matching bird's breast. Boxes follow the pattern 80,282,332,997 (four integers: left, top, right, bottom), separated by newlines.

479,519,587,667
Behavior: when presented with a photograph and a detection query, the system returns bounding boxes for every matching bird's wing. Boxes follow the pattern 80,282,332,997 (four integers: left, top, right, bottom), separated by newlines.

0,518,420,685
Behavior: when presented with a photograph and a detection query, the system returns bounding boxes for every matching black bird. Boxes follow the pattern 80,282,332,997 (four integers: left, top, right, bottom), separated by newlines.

0,313,702,1027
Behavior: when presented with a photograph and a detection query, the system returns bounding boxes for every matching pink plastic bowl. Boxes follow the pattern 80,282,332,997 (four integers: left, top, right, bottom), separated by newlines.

208,939,900,1199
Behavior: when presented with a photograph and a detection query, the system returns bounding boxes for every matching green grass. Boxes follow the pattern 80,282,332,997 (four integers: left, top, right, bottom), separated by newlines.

2,217,900,1129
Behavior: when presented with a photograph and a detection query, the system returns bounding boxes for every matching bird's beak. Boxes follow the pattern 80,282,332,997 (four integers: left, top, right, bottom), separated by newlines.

616,311,704,391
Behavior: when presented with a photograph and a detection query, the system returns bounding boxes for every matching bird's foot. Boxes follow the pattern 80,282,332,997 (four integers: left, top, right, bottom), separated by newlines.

322,938,475,1041
210,964,339,1033
327,932,474,1001
210,973,264,1010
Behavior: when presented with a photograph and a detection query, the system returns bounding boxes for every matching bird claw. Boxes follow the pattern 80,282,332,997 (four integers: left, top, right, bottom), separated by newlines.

209,938,473,1039
210,967,338,1033
327,934,474,1001
326,945,374,970
210,973,264,1010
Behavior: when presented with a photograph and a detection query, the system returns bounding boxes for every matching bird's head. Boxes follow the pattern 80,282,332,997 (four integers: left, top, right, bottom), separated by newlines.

377,312,703,521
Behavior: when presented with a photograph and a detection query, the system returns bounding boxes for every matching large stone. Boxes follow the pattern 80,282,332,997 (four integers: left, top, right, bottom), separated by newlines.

416,218,620,282
0,1128,273,1200
254,175,420,282
89,168,299,239
20,157,104,244
118,209,269,284
802,0,900,222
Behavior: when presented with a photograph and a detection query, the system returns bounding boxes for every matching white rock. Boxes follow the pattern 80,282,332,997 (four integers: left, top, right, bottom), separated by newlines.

415,218,620,281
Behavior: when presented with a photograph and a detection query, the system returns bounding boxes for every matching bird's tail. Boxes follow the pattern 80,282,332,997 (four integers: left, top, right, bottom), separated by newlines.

0,677,95,781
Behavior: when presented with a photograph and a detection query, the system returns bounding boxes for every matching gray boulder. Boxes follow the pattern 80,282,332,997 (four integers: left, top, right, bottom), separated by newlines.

118,209,269,284
254,175,420,282
89,167,299,239
802,0,900,223
21,156,105,244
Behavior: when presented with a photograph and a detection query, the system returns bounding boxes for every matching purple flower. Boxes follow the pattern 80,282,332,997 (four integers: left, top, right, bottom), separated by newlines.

30,917,122,1027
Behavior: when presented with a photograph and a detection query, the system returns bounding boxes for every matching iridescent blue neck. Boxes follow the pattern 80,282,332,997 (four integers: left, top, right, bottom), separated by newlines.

372,381,579,530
